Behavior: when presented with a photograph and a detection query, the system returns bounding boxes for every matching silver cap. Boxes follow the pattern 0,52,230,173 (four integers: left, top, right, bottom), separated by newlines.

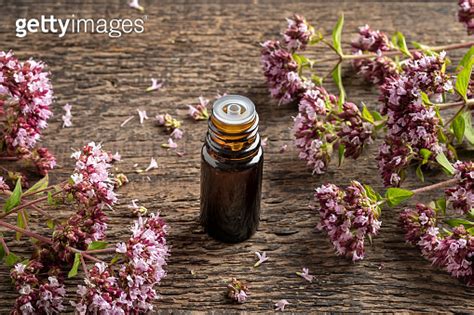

212,95,256,125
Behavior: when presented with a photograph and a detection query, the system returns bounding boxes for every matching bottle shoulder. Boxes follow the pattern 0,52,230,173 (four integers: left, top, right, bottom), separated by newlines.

202,144,263,170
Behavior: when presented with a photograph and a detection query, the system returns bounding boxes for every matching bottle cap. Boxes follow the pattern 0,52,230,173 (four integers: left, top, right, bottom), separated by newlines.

212,95,256,126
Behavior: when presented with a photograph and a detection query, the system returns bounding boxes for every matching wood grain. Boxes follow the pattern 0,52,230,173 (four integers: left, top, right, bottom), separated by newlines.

0,0,473,313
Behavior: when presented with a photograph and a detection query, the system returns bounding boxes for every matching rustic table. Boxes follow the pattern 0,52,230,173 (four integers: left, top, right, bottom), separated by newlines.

0,0,473,313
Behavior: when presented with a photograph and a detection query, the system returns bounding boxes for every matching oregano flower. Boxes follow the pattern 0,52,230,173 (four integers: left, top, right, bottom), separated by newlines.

314,181,382,261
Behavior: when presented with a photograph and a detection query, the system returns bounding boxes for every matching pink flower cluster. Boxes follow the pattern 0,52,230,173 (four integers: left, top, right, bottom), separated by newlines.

66,142,118,209
293,87,373,174
73,212,169,314
351,25,397,84
53,142,117,261
260,15,316,105
52,206,108,262
10,261,66,314
283,14,314,51
458,0,474,35
261,40,305,105
445,161,474,215
400,205,474,285
0,50,56,174
315,181,382,261
377,52,452,186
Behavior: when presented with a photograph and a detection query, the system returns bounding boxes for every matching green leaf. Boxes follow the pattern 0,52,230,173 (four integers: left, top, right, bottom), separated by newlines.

451,113,466,143
25,175,49,195
371,111,384,121
332,63,345,108
0,241,5,262
68,253,81,278
385,187,414,207
87,241,108,251
110,254,121,265
364,184,380,202
47,191,54,206
332,13,344,55
16,211,28,241
391,32,412,57
435,197,447,216
419,148,432,165
4,179,22,213
361,103,374,124
420,91,432,105
311,74,324,86
5,253,20,266
456,45,474,71
338,144,345,167
455,55,474,101
435,151,455,175
415,165,424,182
445,218,474,228
46,219,55,229
462,111,474,145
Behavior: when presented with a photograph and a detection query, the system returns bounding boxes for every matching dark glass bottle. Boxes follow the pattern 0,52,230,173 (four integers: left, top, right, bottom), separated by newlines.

200,95,263,243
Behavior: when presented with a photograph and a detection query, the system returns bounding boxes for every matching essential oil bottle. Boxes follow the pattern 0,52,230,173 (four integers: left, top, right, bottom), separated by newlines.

200,95,263,243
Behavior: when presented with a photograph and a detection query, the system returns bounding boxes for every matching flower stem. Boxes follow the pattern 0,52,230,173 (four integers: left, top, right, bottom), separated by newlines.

341,41,474,61
411,178,458,195
0,156,20,161
0,236,10,255
0,190,62,220
85,247,116,254
0,219,103,263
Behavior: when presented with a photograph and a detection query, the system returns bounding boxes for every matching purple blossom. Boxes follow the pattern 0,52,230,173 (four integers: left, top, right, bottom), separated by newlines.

458,0,474,35
227,278,249,303
283,14,314,51
315,181,382,261
400,203,438,245
62,103,72,128
261,40,304,104
11,261,66,315
74,212,169,313
351,25,397,84
445,161,474,214
293,87,334,174
336,102,374,159
275,299,289,311
400,203,474,285
156,113,182,132
254,251,268,267
293,88,373,174
0,51,53,151
296,268,314,282
377,52,451,186
188,96,210,121
66,142,117,209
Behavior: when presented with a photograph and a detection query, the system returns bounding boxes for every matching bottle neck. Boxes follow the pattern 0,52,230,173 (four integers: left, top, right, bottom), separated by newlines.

205,114,261,163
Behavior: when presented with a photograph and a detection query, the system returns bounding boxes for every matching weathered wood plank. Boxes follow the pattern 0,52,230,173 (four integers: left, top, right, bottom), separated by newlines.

0,0,473,313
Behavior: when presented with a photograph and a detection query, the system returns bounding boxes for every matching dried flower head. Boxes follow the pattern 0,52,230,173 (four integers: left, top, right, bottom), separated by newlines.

188,96,210,121
227,278,249,303
156,113,182,132
315,181,382,261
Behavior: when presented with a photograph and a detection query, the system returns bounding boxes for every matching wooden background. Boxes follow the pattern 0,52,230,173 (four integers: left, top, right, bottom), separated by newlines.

0,0,473,313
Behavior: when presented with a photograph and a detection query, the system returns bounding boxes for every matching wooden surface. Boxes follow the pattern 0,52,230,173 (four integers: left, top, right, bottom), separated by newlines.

0,0,473,313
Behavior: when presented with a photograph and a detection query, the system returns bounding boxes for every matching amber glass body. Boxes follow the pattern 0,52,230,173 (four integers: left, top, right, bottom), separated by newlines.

200,115,263,243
